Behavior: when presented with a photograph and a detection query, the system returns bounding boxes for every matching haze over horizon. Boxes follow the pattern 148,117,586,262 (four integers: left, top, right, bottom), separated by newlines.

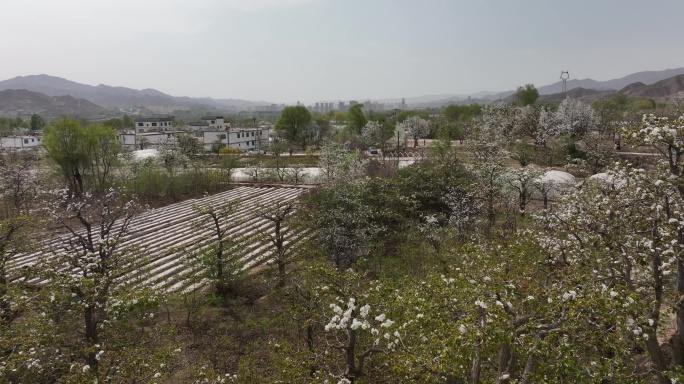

3,0,684,105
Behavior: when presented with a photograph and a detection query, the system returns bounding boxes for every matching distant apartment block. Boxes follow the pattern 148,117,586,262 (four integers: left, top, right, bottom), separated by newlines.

254,104,284,113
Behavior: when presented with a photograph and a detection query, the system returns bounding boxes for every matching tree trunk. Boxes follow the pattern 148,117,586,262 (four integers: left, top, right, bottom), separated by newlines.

646,335,671,384
0,266,10,324
673,257,684,366
496,344,512,383
471,358,480,384
84,304,99,370
345,328,358,382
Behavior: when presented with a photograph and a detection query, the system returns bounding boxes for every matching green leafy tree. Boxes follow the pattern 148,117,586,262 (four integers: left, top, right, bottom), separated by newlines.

346,104,368,135
84,124,122,192
29,114,46,131
516,83,539,106
122,114,134,128
275,106,312,150
43,119,121,196
43,118,90,196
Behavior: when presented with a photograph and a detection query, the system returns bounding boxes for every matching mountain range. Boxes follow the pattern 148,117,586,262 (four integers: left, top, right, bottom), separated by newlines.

0,74,272,111
427,67,684,106
0,89,108,117
1,68,684,117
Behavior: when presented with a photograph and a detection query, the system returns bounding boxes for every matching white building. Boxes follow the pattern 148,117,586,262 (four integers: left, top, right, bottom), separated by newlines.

134,117,174,133
0,135,42,148
189,116,230,132
118,131,180,150
199,127,269,151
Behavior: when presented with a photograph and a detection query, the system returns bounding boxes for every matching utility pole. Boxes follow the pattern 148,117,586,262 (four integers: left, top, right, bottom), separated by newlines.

560,71,570,98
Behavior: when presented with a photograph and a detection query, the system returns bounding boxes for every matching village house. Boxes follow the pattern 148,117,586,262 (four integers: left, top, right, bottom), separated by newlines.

134,117,174,133
0,135,42,149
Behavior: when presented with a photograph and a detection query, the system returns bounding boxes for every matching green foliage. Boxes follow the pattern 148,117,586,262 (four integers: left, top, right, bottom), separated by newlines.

43,118,121,195
516,83,539,106
275,106,312,149
219,146,244,155
442,104,482,122
29,114,46,130
0,117,29,136
346,104,368,134
396,109,429,123
125,160,226,203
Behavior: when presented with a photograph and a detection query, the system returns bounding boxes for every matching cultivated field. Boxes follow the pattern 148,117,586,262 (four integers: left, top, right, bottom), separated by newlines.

9,186,310,293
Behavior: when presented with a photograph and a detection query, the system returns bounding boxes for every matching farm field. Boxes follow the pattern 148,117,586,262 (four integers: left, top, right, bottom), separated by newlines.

8,186,309,293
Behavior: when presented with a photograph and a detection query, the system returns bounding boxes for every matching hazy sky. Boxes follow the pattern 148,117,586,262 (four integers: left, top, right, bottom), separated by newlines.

2,0,684,104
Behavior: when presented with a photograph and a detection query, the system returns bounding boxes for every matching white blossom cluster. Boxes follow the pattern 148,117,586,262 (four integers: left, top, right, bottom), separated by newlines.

324,297,400,349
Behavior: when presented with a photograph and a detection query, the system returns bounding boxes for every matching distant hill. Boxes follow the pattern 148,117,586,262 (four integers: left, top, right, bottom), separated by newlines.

0,89,107,117
0,75,273,110
619,74,684,98
499,74,684,105
488,67,684,101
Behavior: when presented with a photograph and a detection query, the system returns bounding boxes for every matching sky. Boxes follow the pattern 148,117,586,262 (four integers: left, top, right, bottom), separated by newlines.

2,0,684,104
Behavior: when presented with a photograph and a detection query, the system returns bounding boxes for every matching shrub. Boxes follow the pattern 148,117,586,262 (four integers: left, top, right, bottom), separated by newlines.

219,147,245,155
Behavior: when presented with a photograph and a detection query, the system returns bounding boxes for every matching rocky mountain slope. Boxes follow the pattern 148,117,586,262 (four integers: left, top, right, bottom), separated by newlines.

0,89,107,117
0,75,271,110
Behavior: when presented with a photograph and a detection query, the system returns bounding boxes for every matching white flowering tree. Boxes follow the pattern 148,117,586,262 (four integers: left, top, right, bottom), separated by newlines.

373,238,636,383
255,200,299,288
533,163,683,384
324,297,400,383
619,113,684,381
399,116,429,148
318,142,364,185
554,98,600,137
0,216,31,325
192,200,244,295
0,151,42,219
31,188,172,381
504,166,545,217
157,138,189,175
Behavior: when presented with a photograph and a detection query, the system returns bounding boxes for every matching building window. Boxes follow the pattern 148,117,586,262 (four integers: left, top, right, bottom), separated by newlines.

152,123,158,127
137,122,143,127
24,139,28,144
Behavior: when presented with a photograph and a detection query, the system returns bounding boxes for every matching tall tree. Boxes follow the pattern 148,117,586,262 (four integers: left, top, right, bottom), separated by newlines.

275,106,312,149
29,114,46,131
346,104,368,135
516,84,539,106
44,119,121,196
43,118,90,196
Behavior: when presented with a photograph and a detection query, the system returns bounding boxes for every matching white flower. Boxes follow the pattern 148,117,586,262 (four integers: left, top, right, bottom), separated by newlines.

359,304,370,318
458,324,467,333
416,313,424,319
381,319,394,328
375,313,386,322
154,372,161,378
475,300,487,309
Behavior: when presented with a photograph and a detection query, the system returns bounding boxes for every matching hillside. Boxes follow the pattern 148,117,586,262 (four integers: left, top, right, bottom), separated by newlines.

0,89,108,117
486,67,684,102
619,74,684,98
0,75,272,110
